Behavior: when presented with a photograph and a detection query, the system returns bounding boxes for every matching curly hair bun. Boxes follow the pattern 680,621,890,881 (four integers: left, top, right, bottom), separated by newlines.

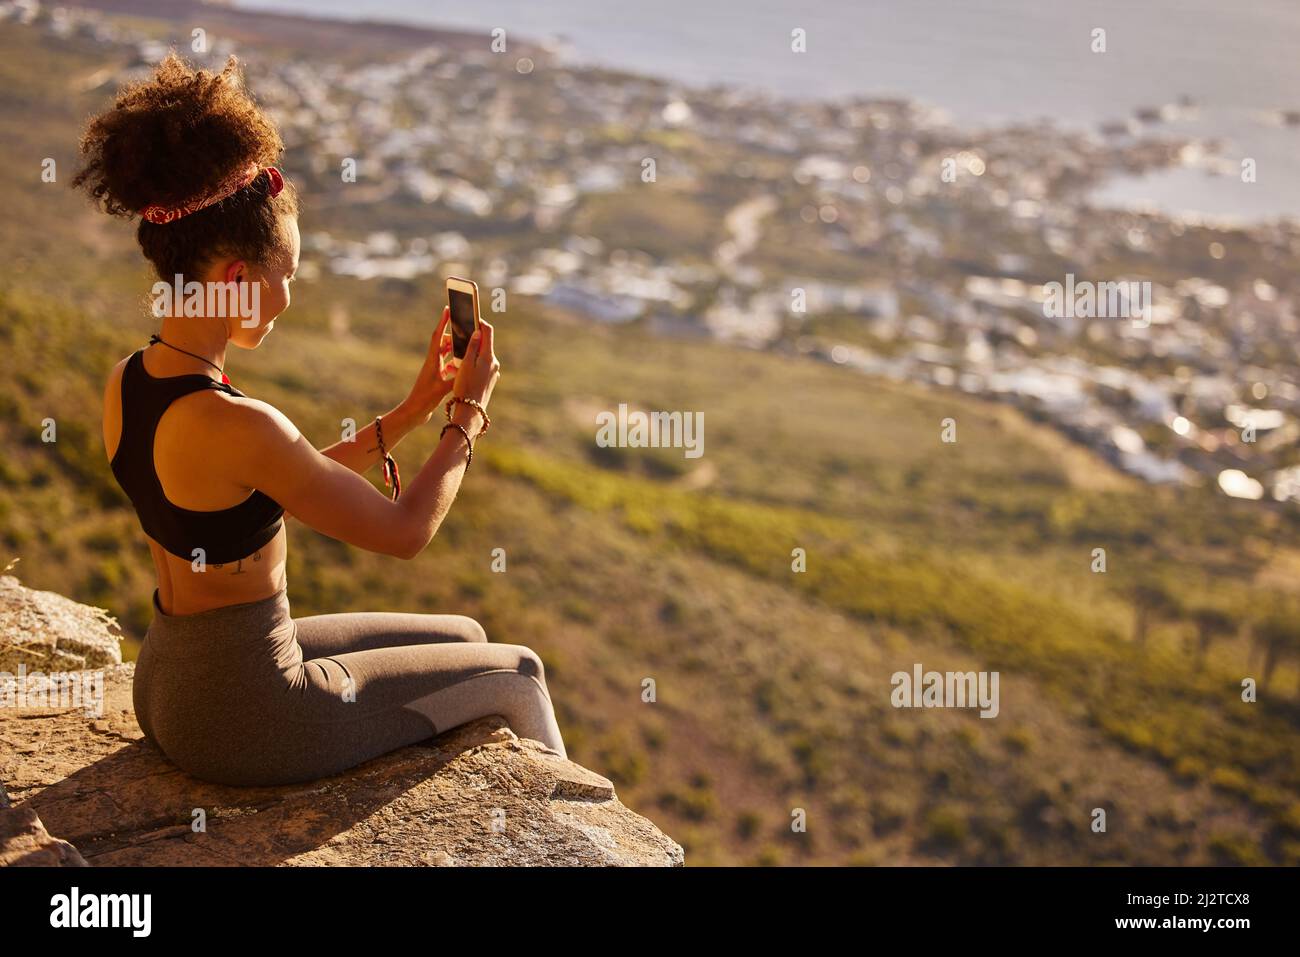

74,52,284,218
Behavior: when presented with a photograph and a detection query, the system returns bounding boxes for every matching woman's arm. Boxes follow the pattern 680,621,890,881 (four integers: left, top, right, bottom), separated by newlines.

219,320,498,560
229,400,479,558
318,307,454,477
317,398,433,476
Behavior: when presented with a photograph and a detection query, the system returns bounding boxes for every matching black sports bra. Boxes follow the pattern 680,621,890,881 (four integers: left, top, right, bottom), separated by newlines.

109,347,285,565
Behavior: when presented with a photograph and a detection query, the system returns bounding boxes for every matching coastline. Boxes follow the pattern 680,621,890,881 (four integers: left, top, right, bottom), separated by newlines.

225,0,1300,224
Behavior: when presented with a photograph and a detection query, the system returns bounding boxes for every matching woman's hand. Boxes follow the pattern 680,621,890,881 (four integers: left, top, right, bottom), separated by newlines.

450,318,500,435
402,306,456,421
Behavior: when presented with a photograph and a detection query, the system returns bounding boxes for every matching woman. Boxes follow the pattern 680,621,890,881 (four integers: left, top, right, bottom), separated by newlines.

76,53,568,787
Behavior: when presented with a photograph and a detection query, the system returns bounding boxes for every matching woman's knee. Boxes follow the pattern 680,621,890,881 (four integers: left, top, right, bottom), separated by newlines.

449,615,487,643
506,645,549,689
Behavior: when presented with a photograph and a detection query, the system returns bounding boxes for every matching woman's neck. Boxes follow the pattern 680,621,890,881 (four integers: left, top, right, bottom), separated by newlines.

149,316,230,378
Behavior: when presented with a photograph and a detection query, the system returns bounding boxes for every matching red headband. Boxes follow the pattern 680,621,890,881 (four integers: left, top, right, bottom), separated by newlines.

140,164,285,225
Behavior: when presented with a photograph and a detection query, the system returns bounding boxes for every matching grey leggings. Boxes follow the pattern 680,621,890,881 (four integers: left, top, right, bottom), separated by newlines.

133,586,566,787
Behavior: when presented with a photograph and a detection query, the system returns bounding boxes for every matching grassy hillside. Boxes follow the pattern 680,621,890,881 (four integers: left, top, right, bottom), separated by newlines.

2,22,1298,865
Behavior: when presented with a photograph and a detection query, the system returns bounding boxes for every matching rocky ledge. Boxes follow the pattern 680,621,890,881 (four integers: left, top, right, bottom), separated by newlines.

0,574,682,866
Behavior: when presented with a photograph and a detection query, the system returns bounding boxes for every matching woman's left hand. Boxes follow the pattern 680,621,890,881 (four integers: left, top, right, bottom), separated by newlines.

403,306,456,420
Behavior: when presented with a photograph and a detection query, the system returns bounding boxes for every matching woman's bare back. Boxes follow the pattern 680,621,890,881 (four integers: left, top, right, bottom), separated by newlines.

102,347,288,615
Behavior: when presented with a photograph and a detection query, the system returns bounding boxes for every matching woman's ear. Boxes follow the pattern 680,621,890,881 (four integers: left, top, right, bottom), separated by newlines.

223,259,248,284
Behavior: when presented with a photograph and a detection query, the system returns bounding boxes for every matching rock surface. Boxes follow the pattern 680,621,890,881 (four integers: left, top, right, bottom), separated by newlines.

0,573,123,673
0,578,682,867
0,781,88,867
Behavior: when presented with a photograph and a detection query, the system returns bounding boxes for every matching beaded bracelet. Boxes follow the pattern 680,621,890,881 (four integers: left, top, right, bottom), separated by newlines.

440,421,474,469
446,395,491,435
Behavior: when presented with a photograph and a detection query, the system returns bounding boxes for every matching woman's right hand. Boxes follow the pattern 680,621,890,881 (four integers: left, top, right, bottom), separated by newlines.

450,318,500,434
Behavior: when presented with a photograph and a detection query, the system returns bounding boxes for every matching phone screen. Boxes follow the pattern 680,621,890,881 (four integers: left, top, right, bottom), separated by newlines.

448,288,476,359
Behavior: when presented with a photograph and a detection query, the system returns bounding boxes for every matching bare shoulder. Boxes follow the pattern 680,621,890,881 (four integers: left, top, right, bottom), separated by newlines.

199,393,316,515
201,392,305,462
103,354,129,403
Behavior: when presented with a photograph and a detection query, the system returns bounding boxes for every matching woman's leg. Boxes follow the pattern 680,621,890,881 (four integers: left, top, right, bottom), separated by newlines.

263,632,569,785
140,598,566,787
294,609,487,658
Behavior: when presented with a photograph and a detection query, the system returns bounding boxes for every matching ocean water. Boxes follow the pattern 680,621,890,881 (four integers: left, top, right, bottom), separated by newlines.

238,0,1300,221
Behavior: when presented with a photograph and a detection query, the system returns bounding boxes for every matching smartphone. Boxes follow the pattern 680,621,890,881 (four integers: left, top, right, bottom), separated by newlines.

440,276,481,379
